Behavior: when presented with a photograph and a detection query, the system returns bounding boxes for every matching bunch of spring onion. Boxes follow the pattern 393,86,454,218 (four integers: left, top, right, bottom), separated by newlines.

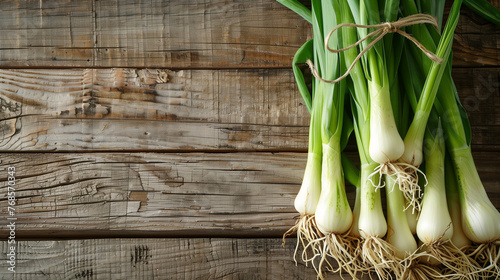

279,0,500,279
282,1,365,277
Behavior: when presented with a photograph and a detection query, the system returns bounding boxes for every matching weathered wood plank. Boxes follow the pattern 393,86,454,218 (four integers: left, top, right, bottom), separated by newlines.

452,0,500,67
0,151,497,237
0,68,309,151
93,0,313,69
0,152,304,237
0,0,497,68
0,0,311,68
454,68,500,125
0,0,95,67
0,238,349,280
452,68,500,150
0,68,497,151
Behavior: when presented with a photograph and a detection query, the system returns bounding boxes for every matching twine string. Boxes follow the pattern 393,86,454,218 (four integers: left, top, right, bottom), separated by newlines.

309,14,443,84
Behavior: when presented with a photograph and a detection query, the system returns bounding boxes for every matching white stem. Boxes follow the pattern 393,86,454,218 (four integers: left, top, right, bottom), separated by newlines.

400,110,427,166
368,81,404,164
447,188,471,248
358,163,387,238
386,176,417,259
453,147,500,243
405,197,418,234
315,144,353,234
294,153,322,215
417,134,453,244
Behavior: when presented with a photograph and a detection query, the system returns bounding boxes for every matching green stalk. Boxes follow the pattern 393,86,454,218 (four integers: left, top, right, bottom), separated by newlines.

292,12,325,215
382,0,400,23
340,0,384,240
276,0,312,23
294,88,323,215
400,0,440,72
402,0,499,244
402,0,471,150
351,186,362,237
401,0,461,166
315,0,354,236
399,46,425,111
358,0,405,165
400,0,471,150
420,0,446,29
292,39,314,113
311,0,325,83
464,0,500,26
346,0,403,165
342,152,360,188
341,0,371,164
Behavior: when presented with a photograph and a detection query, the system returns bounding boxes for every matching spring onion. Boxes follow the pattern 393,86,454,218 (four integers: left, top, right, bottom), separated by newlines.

445,155,471,249
278,0,500,278
386,175,417,260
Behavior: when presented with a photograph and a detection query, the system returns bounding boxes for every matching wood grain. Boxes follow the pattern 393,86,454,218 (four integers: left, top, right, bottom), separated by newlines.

0,238,348,280
0,151,497,238
0,0,94,68
0,68,498,151
0,68,309,151
0,0,311,68
452,68,500,150
0,0,497,68
0,152,305,237
452,0,500,67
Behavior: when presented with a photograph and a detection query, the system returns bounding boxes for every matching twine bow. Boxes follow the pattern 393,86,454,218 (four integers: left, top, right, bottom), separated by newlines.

308,14,443,84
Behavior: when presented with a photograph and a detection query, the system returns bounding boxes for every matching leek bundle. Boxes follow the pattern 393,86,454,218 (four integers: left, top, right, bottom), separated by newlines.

279,0,500,278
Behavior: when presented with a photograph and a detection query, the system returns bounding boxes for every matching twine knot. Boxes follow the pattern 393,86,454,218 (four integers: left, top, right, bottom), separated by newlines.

384,22,398,33
308,14,443,84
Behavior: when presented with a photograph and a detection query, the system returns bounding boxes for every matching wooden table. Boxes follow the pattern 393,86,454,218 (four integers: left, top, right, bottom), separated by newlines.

0,1,498,279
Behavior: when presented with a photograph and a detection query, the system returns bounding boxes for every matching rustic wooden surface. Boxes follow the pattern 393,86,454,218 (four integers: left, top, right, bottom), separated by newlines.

0,238,361,280
0,0,498,279
0,152,305,237
0,68,310,151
